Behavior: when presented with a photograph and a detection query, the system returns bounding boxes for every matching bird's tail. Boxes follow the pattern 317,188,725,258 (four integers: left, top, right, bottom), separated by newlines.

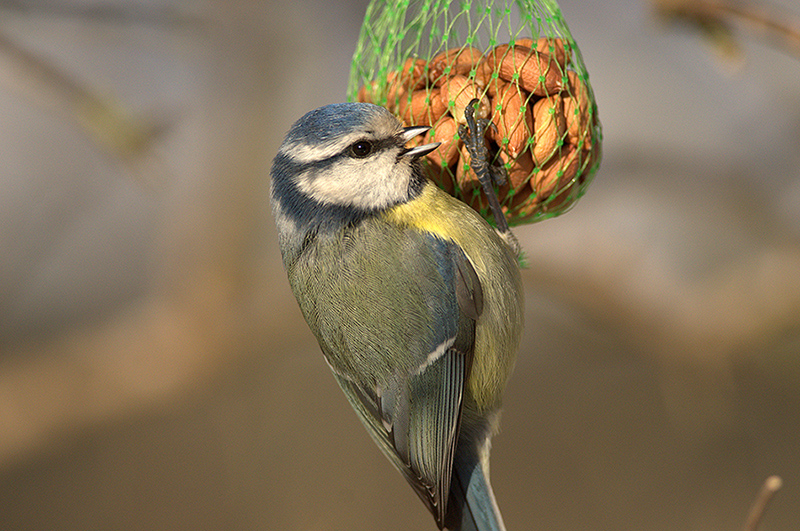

444,442,507,531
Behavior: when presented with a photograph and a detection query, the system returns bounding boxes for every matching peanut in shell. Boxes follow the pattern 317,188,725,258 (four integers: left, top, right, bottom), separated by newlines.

424,115,460,169
532,144,579,199
443,75,490,125
397,88,448,126
498,149,534,190
490,83,533,158
531,95,566,165
515,37,569,70
563,70,593,147
490,45,563,97
398,57,429,91
429,46,482,85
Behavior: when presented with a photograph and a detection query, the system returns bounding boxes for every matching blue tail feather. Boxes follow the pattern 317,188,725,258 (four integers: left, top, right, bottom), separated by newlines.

444,443,507,531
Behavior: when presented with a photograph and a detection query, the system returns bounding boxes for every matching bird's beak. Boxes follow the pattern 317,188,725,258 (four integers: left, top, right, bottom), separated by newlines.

400,125,441,159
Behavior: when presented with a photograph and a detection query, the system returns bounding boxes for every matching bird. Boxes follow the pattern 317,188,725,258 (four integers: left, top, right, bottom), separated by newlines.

270,102,524,531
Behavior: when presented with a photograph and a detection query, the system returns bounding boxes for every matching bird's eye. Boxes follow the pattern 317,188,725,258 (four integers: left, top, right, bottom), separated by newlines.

350,140,373,158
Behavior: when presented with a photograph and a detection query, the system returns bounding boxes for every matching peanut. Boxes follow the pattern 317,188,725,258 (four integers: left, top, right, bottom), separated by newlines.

356,37,597,226
483,44,510,67
425,115,460,169
516,37,569,70
429,88,449,124
429,46,482,85
531,95,566,165
563,70,593,147
474,59,507,98
397,88,447,126
489,45,563,96
498,149,534,189
578,144,599,182
357,81,375,104
491,83,533,158
472,59,491,91
384,71,404,111
511,185,541,220
398,57,429,91
397,89,428,126
532,144,579,199
444,75,490,124
385,58,428,110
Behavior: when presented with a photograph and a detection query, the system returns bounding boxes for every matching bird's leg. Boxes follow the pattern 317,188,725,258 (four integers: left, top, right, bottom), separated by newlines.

459,99,520,254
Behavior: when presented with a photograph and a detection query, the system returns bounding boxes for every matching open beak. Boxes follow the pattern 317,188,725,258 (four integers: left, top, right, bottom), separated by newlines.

399,125,441,159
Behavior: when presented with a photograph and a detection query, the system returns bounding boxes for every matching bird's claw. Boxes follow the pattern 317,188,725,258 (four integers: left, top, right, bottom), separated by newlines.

460,98,511,235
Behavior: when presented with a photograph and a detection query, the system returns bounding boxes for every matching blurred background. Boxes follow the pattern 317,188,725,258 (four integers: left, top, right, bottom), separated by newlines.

1,0,799,529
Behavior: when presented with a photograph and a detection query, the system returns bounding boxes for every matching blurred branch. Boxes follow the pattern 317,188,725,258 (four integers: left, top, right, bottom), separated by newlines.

524,240,800,362
743,475,782,531
653,0,800,66
0,30,172,186
0,0,204,28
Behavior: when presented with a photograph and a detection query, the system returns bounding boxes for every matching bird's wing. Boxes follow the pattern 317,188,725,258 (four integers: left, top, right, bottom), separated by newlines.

291,220,482,526
331,348,465,525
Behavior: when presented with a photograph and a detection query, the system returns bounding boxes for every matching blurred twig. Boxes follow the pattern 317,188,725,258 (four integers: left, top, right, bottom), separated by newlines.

0,30,171,186
654,0,800,65
0,0,204,28
0,0,207,188
742,475,782,531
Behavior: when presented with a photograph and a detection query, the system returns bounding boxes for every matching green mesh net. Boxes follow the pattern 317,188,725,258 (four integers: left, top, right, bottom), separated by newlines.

347,0,601,226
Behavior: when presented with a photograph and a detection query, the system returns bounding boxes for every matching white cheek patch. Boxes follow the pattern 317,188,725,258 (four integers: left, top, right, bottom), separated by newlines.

295,152,413,210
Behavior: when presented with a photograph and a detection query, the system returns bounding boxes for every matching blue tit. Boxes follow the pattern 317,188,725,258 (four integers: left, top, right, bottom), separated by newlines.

270,102,523,531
